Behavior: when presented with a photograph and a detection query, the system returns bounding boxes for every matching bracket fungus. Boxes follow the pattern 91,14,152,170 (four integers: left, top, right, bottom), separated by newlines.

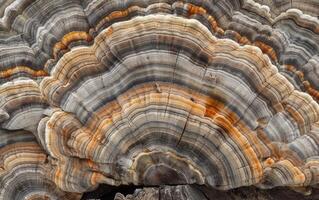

1,0,319,199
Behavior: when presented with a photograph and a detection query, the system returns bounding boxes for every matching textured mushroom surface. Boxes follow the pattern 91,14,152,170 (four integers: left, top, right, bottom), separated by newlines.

1,0,319,199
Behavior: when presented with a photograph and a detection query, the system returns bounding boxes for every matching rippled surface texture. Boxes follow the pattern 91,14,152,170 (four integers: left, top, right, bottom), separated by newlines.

1,0,319,199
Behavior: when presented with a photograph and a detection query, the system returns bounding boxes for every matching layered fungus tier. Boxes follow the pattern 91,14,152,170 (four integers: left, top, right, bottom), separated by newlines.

1,0,319,199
